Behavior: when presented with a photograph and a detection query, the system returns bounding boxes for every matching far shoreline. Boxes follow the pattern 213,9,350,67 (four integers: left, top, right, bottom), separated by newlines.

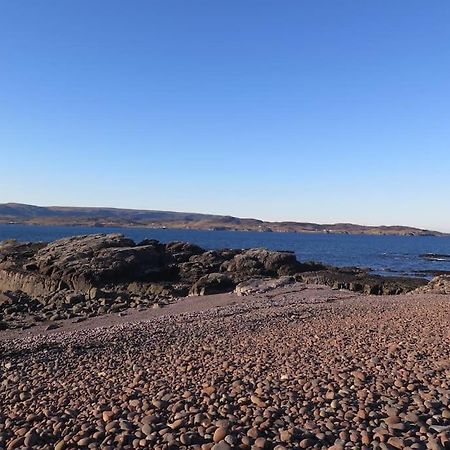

1,203,447,236
0,221,447,237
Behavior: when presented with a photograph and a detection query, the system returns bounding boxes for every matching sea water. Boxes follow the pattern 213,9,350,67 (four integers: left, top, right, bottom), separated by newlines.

1,224,450,278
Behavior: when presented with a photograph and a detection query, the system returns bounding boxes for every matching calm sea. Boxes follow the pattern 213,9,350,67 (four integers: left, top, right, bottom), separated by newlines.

1,224,450,278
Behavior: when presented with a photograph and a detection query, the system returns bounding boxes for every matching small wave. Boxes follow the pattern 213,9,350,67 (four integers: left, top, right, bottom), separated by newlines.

420,253,450,261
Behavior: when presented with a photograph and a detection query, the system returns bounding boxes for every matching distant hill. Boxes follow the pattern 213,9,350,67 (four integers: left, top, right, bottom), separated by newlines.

0,203,446,236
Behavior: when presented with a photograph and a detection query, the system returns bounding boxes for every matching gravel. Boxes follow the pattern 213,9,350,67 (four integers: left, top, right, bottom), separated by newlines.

0,284,449,449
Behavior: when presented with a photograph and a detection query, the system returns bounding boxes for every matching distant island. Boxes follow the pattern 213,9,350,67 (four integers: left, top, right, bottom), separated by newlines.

0,202,446,236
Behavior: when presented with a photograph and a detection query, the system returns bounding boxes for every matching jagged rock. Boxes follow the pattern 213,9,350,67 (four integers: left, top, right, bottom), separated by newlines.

88,287,104,300
0,240,46,269
165,241,204,263
127,281,186,298
297,261,328,272
177,250,238,284
189,273,235,296
65,292,85,305
192,250,237,269
34,234,174,290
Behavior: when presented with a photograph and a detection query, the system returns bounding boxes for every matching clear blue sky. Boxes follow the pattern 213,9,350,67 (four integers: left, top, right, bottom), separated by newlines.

1,1,449,231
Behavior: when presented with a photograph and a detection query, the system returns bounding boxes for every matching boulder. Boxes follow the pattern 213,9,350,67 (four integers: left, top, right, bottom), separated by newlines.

189,273,235,296
34,234,174,291
189,250,237,270
165,241,204,263
222,248,299,280
178,250,239,283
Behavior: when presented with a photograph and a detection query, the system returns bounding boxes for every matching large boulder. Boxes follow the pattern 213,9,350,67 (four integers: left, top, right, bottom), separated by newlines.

188,273,235,296
221,248,299,281
165,241,204,263
0,234,177,300
34,234,174,291
189,250,238,269
178,249,239,283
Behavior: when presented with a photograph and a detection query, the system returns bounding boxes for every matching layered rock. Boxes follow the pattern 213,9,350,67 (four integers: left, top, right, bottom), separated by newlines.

1,235,303,297
34,234,174,290
298,268,427,295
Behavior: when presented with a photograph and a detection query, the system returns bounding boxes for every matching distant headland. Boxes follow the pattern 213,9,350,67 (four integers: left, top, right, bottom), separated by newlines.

0,203,446,236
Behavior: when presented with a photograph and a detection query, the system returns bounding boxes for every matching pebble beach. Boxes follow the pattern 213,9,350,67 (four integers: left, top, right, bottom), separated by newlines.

1,284,449,450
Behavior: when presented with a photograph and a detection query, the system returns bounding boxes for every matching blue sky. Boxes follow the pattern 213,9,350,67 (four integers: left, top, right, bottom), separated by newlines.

1,1,449,231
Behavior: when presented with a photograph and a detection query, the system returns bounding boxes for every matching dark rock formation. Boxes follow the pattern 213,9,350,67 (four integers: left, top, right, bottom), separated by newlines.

179,250,239,283
0,234,306,329
189,273,235,296
164,241,204,263
34,234,174,289
298,268,428,295
221,248,300,281
0,233,431,330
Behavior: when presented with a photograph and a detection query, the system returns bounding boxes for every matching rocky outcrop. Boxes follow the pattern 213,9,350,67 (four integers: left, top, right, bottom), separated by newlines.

178,250,239,283
298,269,428,295
420,253,450,261
0,234,310,329
34,234,175,290
189,273,235,296
221,248,300,281
1,235,305,301
0,233,431,330
164,241,204,262
412,275,450,295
